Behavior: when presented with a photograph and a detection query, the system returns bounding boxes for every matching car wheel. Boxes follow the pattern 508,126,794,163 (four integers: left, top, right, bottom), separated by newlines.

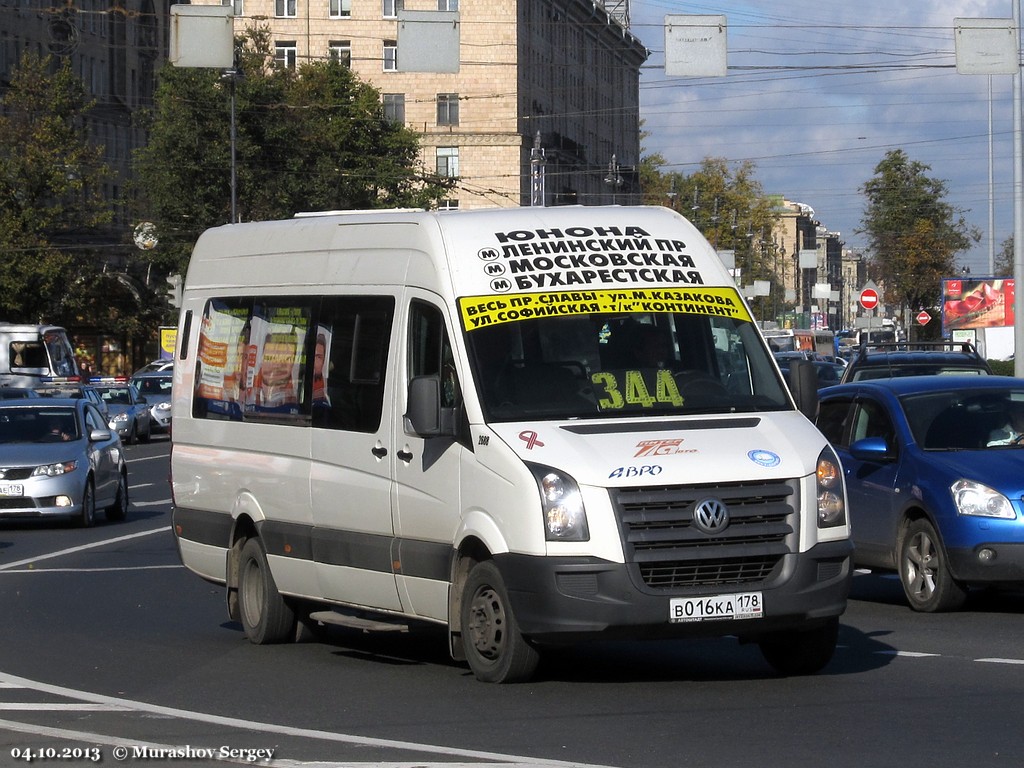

758,616,839,676
105,471,129,522
125,422,137,445
899,518,968,612
139,420,151,443
460,560,539,683
78,480,96,528
237,538,296,644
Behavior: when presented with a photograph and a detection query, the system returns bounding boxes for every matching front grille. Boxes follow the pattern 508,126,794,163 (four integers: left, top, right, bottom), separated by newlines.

611,479,798,590
0,467,35,481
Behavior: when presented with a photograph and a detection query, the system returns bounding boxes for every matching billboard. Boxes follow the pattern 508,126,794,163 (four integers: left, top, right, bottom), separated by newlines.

941,278,1015,333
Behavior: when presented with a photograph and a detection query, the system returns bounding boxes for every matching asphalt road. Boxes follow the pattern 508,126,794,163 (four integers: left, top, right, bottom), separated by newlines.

0,437,1022,768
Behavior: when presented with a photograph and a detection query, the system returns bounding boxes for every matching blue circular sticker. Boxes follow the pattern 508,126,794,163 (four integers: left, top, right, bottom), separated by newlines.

748,449,781,467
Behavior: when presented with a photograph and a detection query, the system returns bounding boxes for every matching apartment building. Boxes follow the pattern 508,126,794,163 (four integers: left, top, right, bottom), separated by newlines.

205,0,648,208
0,0,171,236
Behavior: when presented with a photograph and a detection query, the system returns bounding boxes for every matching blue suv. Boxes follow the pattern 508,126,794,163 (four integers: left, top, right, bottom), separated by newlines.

816,376,1024,611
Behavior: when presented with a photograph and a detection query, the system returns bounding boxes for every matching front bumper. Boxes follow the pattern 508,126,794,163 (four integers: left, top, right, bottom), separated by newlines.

948,542,1024,584
495,539,853,643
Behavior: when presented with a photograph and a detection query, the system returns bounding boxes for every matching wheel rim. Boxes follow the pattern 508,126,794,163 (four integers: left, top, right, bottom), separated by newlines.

241,558,264,628
467,585,506,661
904,531,938,602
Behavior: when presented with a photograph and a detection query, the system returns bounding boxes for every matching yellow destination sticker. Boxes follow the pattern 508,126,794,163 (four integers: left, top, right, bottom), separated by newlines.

459,287,751,330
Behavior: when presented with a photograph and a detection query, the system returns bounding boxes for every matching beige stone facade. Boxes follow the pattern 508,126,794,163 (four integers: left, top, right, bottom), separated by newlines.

200,0,647,208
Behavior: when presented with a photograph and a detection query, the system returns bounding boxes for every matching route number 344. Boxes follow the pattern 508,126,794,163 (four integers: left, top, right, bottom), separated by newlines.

591,369,684,410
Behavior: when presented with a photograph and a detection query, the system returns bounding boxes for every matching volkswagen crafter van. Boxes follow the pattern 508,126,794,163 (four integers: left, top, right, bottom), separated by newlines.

170,206,852,683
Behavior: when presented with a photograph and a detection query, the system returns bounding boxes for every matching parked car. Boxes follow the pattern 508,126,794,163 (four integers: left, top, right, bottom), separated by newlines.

34,377,110,420
816,376,1024,611
840,341,992,384
130,371,172,434
0,387,39,399
132,359,173,376
0,398,128,527
90,377,152,444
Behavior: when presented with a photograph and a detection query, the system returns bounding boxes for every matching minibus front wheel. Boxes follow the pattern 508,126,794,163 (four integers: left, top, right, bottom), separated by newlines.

238,537,296,644
461,560,539,683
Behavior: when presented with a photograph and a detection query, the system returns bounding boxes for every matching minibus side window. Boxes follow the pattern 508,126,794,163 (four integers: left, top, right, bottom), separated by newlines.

312,296,395,433
409,301,459,408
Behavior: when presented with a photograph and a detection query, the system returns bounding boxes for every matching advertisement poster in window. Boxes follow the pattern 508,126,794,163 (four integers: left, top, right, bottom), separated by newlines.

245,305,309,414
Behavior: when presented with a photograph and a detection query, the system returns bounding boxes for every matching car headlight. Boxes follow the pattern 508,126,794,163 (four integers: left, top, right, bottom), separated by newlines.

951,479,1015,519
155,402,172,412
816,445,847,528
32,460,78,477
528,463,589,541
111,412,128,424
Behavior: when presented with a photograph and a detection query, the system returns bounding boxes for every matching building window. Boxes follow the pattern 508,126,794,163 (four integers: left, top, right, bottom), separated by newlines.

329,0,350,18
329,41,351,67
438,199,459,210
382,93,405,123
383,40,397,71
436,146,459,178
437,0,457,9
383,0,402,17
222,0,244,16
437,93,460,126
275,42,298,69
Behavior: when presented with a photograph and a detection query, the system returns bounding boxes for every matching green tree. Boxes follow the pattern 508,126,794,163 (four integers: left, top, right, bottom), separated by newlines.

860,150,979,332
0,52,113,322
995,235,1013,277
133,27,453,278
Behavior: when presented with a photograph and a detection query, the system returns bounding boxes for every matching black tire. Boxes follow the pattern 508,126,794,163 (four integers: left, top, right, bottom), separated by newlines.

125,422,137,445
899,518,968,612
139,421,151,443
759,616,839,676
78,480,96,528
238,538,296,644
105,471,129,522
460,560,539,683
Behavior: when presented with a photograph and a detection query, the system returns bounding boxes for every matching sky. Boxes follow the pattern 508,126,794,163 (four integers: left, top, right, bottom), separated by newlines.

628,0,1022,275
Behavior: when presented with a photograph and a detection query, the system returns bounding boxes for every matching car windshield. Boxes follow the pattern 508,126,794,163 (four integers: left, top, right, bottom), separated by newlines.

902,388,1024,451
96,386,131,405
133,377,171,397
0,407,80,443
461,292,791,422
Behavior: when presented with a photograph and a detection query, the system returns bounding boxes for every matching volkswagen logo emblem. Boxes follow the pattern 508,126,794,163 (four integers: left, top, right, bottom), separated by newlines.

692,498,729,534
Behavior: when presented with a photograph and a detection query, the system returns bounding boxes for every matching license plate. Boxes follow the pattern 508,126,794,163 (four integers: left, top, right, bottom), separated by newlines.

669,592,763,623
0,483,24,497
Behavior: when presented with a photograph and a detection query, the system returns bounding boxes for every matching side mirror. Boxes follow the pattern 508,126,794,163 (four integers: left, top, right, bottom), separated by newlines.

404,375,456,437
849,435,895,462
89,428,113,443
787,359,819,420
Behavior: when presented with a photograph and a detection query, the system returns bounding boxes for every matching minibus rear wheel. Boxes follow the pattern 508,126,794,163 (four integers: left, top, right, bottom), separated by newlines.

461,560,539,683
238,537,296,644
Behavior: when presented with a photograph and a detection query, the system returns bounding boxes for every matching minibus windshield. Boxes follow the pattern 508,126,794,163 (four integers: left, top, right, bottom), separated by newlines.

460,289,790,422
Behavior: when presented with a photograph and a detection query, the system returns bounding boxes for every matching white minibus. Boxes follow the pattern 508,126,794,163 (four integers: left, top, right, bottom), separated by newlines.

170,206,852,683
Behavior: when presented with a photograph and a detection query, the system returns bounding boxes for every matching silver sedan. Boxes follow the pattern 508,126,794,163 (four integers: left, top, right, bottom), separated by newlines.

0,398,128,527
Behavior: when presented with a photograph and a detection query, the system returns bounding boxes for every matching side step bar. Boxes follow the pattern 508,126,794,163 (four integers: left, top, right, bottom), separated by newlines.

308,610,409,633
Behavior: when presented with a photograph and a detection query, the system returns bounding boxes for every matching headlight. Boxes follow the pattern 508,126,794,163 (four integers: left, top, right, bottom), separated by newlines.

816,445,846,528
155,402,172,412
32,460,78,477
951,479,1015,519
528,464,589,542
111,412,128,423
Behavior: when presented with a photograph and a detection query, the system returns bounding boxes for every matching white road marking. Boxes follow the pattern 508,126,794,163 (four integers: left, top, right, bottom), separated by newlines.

0,673,620,768
0,527,172,571
874,650,941,658
976,657,1024,665
131,498,173,507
